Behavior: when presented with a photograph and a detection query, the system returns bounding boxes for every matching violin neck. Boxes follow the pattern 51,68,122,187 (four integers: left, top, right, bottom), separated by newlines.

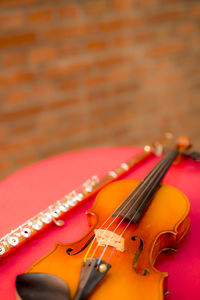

112,148,179,223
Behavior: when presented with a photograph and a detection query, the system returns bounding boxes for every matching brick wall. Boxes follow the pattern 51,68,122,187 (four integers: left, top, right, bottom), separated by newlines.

0,0,200,179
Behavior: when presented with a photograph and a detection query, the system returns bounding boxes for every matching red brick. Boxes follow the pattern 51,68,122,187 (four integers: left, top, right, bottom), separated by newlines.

1,135,46,155
112,82,139,95
46,98,82,111
91,105,106,116
136,0,165,10
97,54,129,68
98,17,143,33
112,0,133,12
12,123,34,135
89,134,109,146
135,31,154,43
148,10,184,24
129,17,144,28
98,18,129,32
111,36,133,48
113,127,131,141
87,87,115,103
1,139,30,154
28,47,56,64
0,70,36,87
87,40,106,52
190,36,200,48
41,145,63,159
190,4,200,18
0,160,12,171
59,43,81,57
0,105,42,122
43,24,91,42
0,32,36,49
31,135,47,147
133,65,151,76
58,4,81,19
15,153,38,167
147,42,184,57
3,89,29,104
0,135,46,154
0,127,8,139
108,67,130,83
0,0,38,8
84,0,108,16
1,51,26,67
45,59,92,79
59,79,80,92
162,0,182,3
85,74,105,88
178,23,198,35
37,114,59,129
28,8,52,24
33,82,57,98
0,11,25,30
145,72,182,88
54,124,89,140
68,140,90,151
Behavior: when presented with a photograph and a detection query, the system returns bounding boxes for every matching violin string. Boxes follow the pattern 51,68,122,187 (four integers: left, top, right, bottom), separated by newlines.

85,149,175,262
99,149,173,230
117,149,177,213
119,155,174,238
113,155,175,240
84,149,176,262
106,246,116,264
99,169,176,265
96,149,178,265
98,151,178,265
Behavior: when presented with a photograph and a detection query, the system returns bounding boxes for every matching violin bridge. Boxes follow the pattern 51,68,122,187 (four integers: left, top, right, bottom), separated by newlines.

94,229,125,252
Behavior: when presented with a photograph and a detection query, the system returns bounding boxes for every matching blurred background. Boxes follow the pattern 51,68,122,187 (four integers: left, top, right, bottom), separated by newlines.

0,0,199,180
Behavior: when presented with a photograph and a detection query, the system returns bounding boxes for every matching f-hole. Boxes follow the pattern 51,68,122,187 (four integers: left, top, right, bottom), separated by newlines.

66,234,95,256
132,236,149,276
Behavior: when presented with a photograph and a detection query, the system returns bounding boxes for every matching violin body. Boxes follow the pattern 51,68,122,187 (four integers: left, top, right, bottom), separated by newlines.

27,179,190,300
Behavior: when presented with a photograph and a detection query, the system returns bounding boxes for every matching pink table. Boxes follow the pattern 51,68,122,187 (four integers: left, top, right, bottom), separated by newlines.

0,147,199,299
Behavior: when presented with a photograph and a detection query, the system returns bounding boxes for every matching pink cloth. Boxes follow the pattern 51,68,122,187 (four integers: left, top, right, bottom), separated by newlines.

0,147,199,299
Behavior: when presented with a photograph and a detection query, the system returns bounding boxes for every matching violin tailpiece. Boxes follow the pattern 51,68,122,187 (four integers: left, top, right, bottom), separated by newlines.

74,258,111,300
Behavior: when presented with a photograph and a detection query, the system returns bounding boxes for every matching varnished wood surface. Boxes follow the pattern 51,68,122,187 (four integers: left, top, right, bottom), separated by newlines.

28,179,190,300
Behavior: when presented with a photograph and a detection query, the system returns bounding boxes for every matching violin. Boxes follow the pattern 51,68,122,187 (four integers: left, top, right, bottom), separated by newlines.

16,137,191,300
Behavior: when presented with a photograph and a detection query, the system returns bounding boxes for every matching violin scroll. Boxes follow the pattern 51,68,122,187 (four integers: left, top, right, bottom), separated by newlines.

176,136,191,152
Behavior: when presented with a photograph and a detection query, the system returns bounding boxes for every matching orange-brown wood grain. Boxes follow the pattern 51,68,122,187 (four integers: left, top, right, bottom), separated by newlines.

27,179,190,300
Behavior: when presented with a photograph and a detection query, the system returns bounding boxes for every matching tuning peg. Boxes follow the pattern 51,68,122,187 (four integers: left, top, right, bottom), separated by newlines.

183,150,200,161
